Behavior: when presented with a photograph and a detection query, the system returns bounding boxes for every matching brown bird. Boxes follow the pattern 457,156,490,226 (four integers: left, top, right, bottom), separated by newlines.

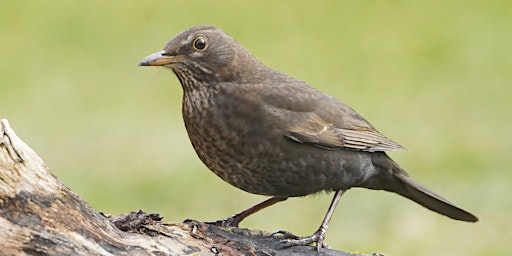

139,26,478,249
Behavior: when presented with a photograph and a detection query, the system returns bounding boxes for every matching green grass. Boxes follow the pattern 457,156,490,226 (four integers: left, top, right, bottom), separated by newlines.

1,1,510,255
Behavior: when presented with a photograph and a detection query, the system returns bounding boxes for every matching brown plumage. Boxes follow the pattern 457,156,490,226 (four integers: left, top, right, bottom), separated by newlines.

139,26,478,249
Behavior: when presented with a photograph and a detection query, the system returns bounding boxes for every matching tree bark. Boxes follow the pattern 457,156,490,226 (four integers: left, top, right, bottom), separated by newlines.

0,118,379,256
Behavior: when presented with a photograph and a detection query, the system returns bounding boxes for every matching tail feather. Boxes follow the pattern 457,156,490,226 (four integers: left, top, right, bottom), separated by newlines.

368,153,479,222
392,170,478,222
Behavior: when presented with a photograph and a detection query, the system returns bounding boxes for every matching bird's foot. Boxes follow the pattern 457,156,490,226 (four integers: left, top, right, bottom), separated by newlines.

271,230,301,240
205,215,241,227
278,227,330,250
205,197,288,228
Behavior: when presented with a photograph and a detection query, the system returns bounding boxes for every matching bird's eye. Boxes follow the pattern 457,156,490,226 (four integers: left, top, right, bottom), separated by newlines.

193,37,207,51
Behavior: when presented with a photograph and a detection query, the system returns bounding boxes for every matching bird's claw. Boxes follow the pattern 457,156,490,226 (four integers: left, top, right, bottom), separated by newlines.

205,215,240,227
278,228,330,250
271,230,301,240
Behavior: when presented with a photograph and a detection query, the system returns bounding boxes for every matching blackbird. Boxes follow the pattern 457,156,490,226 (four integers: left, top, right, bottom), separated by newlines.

139,26,478,249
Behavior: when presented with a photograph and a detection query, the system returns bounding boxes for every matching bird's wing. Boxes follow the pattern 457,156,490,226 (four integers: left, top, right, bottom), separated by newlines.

260,83,404,152
282,115,404,151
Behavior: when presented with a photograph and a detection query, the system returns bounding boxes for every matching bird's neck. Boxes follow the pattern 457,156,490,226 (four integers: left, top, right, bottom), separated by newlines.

181,86,217,118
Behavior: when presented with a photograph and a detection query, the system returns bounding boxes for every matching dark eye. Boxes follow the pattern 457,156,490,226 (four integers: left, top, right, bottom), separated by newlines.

193,37,207,51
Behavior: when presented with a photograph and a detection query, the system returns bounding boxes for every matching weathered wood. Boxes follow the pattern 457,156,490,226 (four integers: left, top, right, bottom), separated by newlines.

0,118,379,256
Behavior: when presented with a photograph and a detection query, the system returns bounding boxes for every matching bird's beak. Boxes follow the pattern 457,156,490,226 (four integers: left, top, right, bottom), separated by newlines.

138,50,184,66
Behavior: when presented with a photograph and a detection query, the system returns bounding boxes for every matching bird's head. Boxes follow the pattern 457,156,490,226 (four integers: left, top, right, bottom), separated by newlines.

139,26,265,86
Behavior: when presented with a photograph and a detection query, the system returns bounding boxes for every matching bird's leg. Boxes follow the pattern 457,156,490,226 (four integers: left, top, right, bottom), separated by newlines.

280,189,345,250
207,196,288,227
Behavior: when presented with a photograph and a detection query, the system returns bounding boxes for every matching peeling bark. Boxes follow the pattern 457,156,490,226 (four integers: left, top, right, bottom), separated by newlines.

0,118,379,256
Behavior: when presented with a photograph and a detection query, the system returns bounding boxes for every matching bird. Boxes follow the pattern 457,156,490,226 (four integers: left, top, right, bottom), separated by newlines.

138,25,478,250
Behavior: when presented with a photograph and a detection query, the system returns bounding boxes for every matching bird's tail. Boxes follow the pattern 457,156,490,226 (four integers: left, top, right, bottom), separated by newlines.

371,155,479,222
392,169,478,222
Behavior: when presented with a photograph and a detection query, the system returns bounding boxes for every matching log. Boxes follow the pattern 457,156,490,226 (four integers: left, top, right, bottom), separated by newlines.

0,118,380,256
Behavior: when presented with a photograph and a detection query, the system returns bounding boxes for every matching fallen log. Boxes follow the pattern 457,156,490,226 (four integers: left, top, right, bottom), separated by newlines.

0,118,378,256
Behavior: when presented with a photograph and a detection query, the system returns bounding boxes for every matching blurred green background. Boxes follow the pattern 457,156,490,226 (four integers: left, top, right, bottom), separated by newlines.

1,1,510,255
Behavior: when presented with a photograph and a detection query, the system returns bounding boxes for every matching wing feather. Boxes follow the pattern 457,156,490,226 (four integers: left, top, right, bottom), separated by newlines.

260,83,404,152
283,114,404,152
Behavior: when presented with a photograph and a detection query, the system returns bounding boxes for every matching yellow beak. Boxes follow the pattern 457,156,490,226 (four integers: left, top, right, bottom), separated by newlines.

138,50,184,66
